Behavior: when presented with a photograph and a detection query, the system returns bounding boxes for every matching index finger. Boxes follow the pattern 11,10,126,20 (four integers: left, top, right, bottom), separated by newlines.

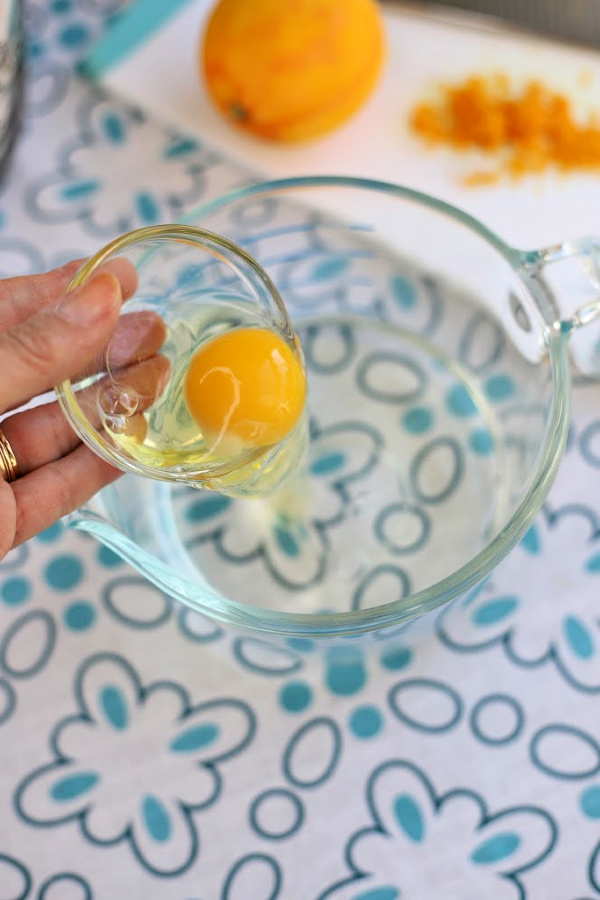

0,258,139,332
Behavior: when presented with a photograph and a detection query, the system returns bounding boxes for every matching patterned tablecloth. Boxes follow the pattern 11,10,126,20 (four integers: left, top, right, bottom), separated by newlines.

2,3,600,898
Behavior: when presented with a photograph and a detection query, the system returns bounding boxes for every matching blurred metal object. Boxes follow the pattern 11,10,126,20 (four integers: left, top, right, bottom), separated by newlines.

0,0,23,183
384,0,600,48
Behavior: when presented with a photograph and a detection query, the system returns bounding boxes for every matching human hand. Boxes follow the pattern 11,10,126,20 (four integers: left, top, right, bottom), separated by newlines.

0,260,168,559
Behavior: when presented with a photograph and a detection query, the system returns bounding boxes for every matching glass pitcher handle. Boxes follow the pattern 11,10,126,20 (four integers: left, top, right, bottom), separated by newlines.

519,238,600,377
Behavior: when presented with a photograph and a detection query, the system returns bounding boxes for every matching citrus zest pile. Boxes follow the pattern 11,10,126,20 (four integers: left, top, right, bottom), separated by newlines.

410,74,600,183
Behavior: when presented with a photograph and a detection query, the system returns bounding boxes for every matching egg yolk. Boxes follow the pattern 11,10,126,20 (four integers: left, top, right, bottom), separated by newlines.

184,326,306,452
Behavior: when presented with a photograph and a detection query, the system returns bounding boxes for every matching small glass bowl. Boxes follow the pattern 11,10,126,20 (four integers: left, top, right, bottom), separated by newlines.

55,224,308,498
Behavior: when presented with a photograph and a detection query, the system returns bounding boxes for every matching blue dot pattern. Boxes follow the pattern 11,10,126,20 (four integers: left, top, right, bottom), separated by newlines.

469,428,494,455
97,546,123,569
279,681,313,713
402,407,433,434
484,374,515,402
349,705,383,739
36,523,63,543
27,39,44,60
446,384,477,417
63,602,96,632
380,646,412,671
45,556,84,590
325,651,367,696
1,577,31,606
581,786,600,820
59,24,89,48
390,274,416,308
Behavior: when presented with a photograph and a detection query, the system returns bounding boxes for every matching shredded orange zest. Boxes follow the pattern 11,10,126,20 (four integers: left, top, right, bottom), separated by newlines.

410,74,600,182
461,170,500,187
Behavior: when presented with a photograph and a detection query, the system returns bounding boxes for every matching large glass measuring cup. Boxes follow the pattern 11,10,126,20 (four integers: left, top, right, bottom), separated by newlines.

58,176,600,646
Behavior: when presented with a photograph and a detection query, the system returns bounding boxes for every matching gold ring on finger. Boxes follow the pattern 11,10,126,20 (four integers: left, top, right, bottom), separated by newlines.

0,427,20,483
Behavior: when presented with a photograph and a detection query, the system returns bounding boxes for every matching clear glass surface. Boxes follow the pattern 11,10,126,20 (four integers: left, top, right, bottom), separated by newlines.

64,178,572,641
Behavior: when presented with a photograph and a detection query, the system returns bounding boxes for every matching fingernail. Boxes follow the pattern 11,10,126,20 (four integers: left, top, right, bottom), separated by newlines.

60,272,121,325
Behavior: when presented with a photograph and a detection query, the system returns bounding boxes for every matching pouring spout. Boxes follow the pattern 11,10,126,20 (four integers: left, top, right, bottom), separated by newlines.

65,474,213,592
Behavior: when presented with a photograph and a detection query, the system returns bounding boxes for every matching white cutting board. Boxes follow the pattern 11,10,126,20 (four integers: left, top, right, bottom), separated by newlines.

99,1,600,249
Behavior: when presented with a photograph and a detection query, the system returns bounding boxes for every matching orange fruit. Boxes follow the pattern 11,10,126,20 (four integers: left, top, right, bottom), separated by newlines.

201,0,385,142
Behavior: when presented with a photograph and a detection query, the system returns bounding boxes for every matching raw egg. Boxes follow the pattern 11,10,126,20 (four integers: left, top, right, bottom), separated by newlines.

184,326,306,452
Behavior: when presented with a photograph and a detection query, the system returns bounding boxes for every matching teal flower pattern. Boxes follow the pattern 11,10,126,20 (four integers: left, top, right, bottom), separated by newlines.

318,761,556,900
26,92,217,237
438,504,600,692
15,653,256,876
